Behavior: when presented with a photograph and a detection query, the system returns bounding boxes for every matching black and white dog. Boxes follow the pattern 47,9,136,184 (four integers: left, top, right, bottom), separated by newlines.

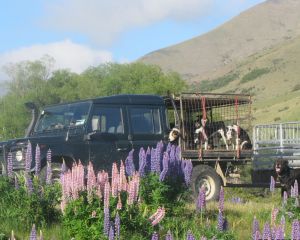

222,125,251,150
275,159,300,196
168,127,181,145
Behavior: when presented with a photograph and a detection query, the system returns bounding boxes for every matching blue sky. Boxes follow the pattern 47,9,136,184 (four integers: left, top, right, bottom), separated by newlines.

0,0,265,79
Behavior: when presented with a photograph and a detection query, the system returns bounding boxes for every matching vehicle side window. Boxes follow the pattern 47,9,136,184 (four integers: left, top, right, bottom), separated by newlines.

90,107,124,134
130,108,161,134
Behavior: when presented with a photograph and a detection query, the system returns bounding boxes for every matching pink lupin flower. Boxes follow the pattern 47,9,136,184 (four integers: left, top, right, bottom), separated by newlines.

91,210,97,218
127,172,140,205
111,162,119,197
117,193,122,210
118,160,127,192
149,207,166,226
96,184,102,199
104,181,110,209
87,161,97,202
87,161,96,192
97,170,109,195
127,178,135,205
271,208,279,226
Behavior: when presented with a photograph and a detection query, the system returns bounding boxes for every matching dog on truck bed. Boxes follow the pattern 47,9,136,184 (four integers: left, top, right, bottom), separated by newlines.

275,159,300,196
168,127,181,145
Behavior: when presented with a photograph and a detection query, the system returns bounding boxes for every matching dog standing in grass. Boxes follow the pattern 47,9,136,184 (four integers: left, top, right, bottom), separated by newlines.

275,159,300,196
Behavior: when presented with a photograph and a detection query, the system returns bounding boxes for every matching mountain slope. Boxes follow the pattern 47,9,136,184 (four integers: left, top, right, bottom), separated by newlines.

196,34,300,123
140,0,300,83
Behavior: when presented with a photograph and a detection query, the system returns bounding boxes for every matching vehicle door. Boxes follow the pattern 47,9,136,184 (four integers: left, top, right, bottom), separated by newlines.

86,104,130,172
128,105,165,167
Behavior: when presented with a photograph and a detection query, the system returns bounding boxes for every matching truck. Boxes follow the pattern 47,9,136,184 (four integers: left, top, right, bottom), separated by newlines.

1,93,299,200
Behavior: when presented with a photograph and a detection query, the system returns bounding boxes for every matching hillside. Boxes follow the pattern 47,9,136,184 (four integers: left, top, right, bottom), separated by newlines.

140,0,300,82
205,35,300,124
140,0,300,123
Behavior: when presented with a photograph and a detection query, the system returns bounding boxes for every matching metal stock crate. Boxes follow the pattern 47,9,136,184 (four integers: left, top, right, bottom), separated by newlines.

165,93,253,160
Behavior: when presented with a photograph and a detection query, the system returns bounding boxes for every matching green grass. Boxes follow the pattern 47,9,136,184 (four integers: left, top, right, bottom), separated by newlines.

0,187,291,240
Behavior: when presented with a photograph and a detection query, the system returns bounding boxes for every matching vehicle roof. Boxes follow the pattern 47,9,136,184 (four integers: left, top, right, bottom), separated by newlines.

45,94,165,108
92,94,165,105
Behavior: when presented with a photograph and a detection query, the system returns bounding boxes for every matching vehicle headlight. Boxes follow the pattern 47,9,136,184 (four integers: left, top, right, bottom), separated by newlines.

15,150,23,162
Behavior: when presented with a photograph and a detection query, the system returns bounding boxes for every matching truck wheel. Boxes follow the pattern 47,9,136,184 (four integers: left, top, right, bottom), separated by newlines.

40,162,65,183
191,165,221,201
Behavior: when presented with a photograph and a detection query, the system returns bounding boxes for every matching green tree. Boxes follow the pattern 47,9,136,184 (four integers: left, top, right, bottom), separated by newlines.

0,58,186,140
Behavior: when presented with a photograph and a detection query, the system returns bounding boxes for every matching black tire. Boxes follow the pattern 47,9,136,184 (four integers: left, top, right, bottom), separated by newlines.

191,164,222,201
40,162,64,183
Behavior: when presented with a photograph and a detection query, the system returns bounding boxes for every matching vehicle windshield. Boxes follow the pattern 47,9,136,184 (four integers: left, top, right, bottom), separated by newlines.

35,101,91,132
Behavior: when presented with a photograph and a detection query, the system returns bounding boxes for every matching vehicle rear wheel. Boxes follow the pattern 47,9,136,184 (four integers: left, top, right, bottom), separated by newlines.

191,164,221,201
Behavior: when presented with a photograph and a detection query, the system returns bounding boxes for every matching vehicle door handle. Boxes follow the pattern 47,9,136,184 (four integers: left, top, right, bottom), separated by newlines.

117,147,129,152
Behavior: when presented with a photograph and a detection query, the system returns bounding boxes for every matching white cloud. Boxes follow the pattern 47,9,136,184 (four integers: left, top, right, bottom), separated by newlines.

43,0,213,46
0,39,113,74
0,39,113,95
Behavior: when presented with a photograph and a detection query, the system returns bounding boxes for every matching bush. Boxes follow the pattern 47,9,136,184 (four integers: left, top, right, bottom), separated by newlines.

240,68,270,83
0,175,61,231
292,84,300,92
197,73,238,92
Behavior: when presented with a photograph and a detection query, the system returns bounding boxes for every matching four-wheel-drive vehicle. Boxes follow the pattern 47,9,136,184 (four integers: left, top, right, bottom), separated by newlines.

0,92,269,200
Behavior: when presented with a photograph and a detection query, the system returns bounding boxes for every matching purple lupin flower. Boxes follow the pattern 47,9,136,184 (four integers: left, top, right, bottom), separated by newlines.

159,152,169,181
252,217,260,239
29,224,36,240
217,210,224,231
183,160,193,186
165,230,173,240
115,212,120,240
35,144,41,176
218,187,224,213
262,222,271,240
151,232,159,240
291,220,300,240
14,176,19,190
291,186,295,198
196,186,206,212
25,174,33,194
168,145,176,175
254,231,261,240
166,143,171,154
145,147,151,173
104,207,110,236
109,224,115,240
46,149,52,185
270,176,275,193
186,230,195,240
155,141,163,174
150,148,157,173
25,141,32,173
138,147,146,177
275,226,284,240
295,180,299,197
280,215,285,230
283,191,288,205
7,152,13,178
125,149,135,176
61,159,68,174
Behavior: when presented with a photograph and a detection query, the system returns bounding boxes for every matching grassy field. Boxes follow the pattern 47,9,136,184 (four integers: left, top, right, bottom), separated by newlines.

0,186,289,240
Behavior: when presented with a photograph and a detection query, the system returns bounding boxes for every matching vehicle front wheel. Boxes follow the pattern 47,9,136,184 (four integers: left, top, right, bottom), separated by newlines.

39,162,66,183
191,164,222,201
